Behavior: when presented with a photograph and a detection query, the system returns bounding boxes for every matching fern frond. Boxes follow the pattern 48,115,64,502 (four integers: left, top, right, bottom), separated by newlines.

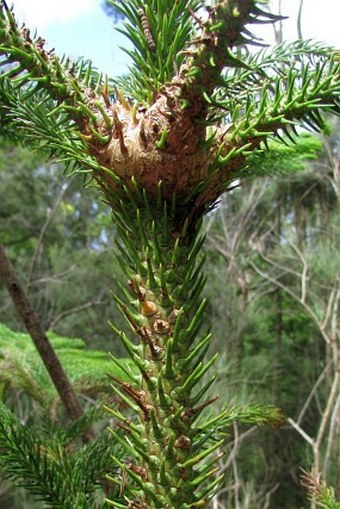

0,323,134,409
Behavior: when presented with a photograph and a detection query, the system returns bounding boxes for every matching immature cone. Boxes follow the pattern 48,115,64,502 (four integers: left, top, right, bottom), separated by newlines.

80,1,281,212
84,87,211,201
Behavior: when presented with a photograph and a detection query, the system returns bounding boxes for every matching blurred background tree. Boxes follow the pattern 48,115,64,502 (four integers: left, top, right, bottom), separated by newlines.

203,123,339,508
0,141,128,352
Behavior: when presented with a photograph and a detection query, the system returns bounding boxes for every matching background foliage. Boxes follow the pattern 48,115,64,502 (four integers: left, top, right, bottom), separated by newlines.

0,141,128,351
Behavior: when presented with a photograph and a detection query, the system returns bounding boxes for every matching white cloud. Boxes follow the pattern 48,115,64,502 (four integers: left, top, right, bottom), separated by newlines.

12,0,97,30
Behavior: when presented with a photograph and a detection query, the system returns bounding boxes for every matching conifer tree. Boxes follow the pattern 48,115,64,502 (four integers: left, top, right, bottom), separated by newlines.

0,1,340,507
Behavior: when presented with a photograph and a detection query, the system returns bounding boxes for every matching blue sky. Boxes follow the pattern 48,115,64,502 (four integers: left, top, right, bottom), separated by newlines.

10,0,340,79
11,0,130,76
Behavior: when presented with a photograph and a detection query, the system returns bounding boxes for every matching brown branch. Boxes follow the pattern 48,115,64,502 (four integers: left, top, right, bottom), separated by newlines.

262,483,280,509
251,247,335,292
206,183,266,272
218,425,258,475
322,286,337,333
254,250,340,487
288,240,308,305
28,267,76,286
0,244,89,429
232,454,241,509
46,293,106,330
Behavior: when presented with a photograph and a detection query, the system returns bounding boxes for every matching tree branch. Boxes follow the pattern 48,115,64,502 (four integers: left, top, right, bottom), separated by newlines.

297,0,304,40
250,259,331,346
46,293,106,330
313,370,340,476
218,424,258,474
287,417,314,447
322,394,340,477
27,180,70,287
288,240,308,305
0,244,88,429
296,361,333,426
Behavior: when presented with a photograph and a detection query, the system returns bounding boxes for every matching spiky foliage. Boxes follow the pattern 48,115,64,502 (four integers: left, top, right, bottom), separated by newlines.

301,472,340,509
111,0,202,102
0,323,133,506
0,0,340,507
102,190,283,508
0,402,123,508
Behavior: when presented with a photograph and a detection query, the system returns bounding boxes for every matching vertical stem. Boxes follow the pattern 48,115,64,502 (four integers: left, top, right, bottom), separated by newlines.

232,459,241,509
106,197,222,508
322,394,340,479
297,0,304,40
27,180,70,287
274,202,283,405
313,366,340,476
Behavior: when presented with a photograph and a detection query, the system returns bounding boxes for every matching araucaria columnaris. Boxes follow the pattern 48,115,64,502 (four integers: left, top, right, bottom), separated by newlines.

0,1,339,508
